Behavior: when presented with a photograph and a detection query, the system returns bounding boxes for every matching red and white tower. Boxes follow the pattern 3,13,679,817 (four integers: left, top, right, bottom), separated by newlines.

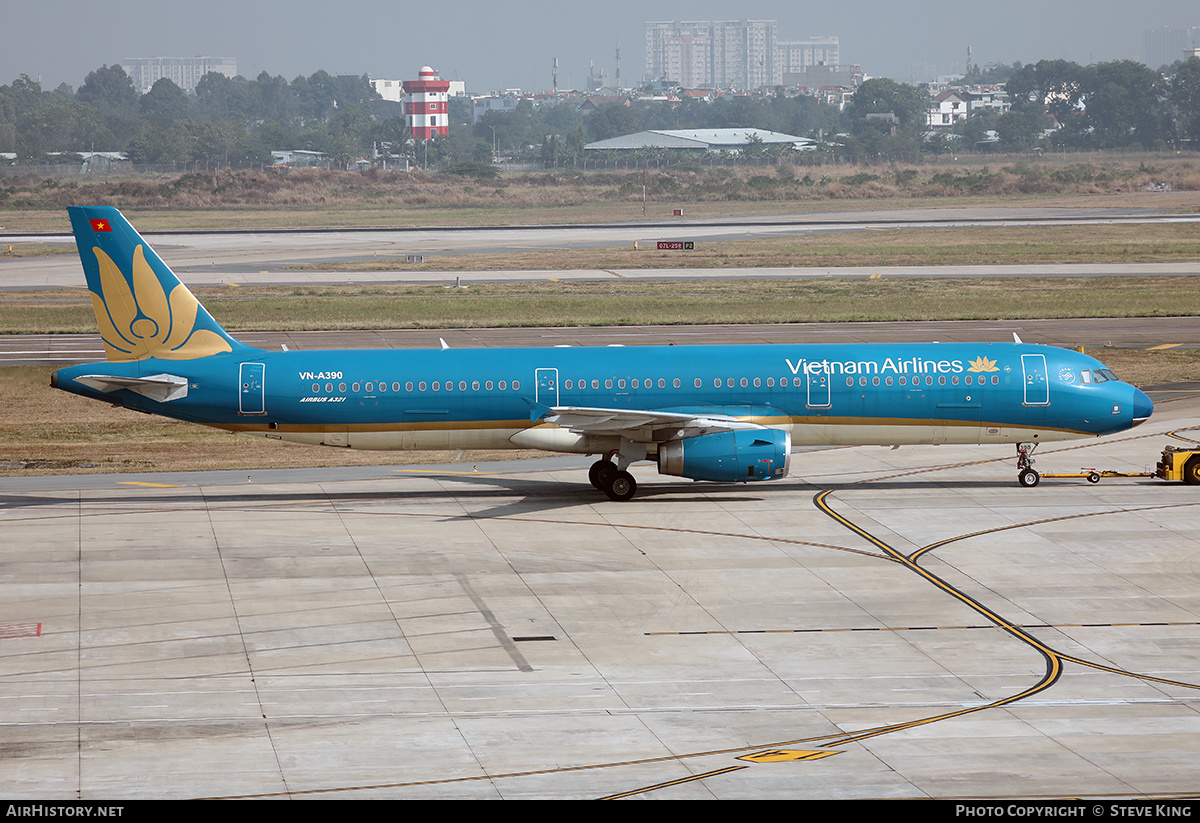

403,66,450,140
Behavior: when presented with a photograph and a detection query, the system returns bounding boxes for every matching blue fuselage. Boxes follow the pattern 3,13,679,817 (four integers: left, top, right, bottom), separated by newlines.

54,340,1152,454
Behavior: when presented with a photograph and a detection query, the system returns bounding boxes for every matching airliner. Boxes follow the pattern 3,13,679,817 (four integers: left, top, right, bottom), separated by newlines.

52,206,1153,500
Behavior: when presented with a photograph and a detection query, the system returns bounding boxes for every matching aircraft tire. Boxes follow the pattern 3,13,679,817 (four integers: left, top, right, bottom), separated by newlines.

603,470,637,501
589,459,616,490
1184,456,1200,486
1018,469,1040,488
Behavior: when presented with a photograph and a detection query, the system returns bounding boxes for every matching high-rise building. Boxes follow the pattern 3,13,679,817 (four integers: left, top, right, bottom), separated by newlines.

120,57,237,94
645,20,779,89
1144,26,1200,70
645,22,840,90
778,37,840,74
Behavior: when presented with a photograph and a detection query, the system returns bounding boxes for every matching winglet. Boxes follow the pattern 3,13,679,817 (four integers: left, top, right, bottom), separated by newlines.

1013,332,1023,344
67,206,248,362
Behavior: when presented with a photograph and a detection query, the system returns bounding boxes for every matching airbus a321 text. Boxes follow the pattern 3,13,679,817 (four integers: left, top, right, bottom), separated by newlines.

53,206,1153,500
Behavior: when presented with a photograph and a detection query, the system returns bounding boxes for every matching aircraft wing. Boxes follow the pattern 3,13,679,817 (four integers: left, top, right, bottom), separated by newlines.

541,405,769,443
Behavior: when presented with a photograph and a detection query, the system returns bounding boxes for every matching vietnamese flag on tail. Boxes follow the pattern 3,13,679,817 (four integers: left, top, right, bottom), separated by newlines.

89,218,112,232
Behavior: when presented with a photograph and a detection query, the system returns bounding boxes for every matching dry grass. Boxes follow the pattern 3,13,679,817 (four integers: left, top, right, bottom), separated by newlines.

6,275,1200,334
1,159,1198,232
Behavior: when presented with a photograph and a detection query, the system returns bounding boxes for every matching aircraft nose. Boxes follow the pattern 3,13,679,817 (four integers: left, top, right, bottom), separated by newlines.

1132,387,1153,427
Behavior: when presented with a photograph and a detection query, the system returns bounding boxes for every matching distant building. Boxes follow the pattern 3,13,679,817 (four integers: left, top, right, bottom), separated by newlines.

784,64,862,91
585,128,815,153
778,37,840,75
645,20,779,90
1144,26,1200,70
376,77,464,103
645,21,841,91
404,66,450,140
120,57,237,94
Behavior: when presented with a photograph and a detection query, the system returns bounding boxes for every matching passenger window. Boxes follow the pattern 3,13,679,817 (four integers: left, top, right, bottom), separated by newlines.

673,378,680,388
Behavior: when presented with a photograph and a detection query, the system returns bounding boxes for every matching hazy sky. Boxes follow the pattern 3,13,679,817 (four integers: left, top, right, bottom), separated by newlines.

4,0,1198,93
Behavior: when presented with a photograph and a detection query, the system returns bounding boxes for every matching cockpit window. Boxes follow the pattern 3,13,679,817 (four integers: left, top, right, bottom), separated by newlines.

1100,369,1119,382
1090,370,1108,384
1080,370,1092,384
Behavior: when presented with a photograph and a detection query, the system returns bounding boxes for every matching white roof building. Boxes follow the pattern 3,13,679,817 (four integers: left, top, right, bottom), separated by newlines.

585,128,815,152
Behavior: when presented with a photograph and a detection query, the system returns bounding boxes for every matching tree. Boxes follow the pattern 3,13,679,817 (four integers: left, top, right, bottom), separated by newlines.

1083,60,1164,148
845,78,930,134
140,78,190,121
586,102,641,141
1170,57,1200,145
76,65,137,116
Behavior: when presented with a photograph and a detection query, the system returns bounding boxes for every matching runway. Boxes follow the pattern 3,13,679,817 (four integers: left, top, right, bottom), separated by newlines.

3,205,1200,289
1,389,1199,799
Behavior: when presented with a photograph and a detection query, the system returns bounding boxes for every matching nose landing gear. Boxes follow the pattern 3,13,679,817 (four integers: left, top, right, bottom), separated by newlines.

1017,442,1040,487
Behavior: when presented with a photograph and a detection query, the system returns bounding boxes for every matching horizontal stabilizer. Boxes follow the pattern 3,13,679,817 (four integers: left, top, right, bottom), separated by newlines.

73,373,189,403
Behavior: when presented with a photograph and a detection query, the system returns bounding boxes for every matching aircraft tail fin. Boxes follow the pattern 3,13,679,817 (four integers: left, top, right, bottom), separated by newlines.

68,206,246,362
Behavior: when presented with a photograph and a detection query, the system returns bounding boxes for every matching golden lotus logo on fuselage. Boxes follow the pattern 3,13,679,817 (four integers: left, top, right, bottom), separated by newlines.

967,356,1000,373
90,244,232,362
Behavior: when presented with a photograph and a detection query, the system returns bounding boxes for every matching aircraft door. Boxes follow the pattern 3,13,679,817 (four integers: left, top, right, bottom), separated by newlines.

535,368,559,407
239,362,266,415
806,369,831,409
1021,354,1049,406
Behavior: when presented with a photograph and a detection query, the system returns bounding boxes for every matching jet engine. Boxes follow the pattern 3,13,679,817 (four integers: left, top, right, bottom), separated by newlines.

657,429,791,483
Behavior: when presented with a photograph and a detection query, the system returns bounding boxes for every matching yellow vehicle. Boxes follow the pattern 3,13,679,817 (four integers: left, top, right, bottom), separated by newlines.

1156,447,1200,484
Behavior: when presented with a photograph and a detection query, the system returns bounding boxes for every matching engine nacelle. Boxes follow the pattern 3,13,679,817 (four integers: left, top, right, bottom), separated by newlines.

658,429,791,483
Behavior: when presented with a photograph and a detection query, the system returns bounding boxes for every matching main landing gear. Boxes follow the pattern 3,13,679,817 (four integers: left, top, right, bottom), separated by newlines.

588,457,637,501
1016,442,1040,487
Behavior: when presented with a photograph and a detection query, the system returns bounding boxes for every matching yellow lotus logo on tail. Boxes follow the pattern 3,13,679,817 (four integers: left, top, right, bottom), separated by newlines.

967,356,999,373
90,244,233,361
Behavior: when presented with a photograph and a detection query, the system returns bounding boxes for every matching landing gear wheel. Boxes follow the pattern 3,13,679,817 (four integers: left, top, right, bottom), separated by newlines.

1184,456,1200,486
603,470,637,501
1018,469,1040,488
589,459,616,490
